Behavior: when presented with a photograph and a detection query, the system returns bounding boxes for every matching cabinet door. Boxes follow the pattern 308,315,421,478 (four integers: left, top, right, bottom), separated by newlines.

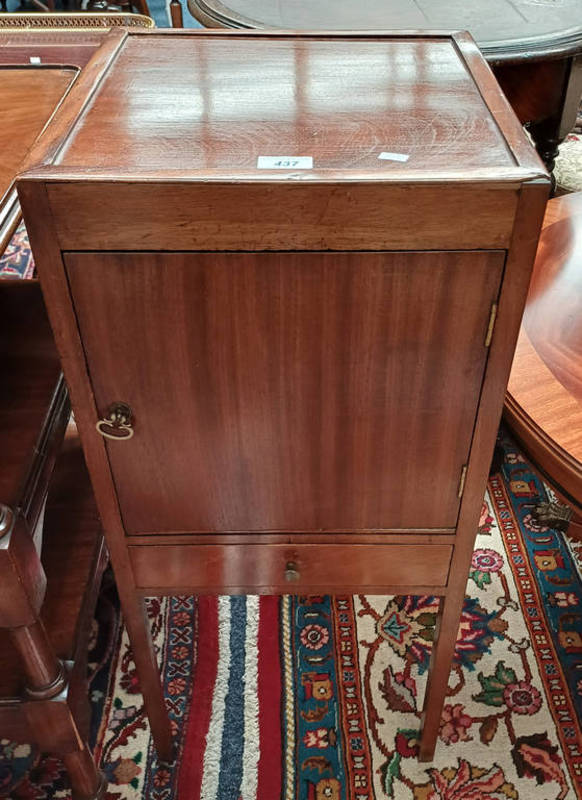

65,250,503,535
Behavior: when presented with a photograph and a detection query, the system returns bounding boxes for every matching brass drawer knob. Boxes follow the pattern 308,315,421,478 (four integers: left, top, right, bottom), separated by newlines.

284,561,300,582
96,402,134,441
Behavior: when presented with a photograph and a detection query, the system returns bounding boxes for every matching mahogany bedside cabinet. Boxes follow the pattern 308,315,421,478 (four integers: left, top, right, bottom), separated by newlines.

17,27,550,762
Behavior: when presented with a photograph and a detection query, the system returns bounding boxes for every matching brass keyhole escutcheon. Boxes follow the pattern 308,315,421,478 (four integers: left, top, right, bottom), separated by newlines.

96,402,134,441
285,561,300,582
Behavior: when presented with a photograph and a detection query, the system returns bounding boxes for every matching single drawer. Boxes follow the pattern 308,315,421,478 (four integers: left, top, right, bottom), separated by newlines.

129,543,453,594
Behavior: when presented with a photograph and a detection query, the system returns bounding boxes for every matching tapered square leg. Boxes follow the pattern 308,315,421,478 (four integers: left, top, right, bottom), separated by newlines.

119,592,174,762
418,595,463,761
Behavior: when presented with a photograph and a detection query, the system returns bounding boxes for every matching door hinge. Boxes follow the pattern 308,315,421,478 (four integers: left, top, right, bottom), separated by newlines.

484,302,498,348
457,464,468,499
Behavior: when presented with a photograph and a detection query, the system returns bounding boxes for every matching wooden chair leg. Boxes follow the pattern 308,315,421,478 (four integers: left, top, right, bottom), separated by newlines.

9,620,66,699
170,0,183,27
63,744,107,800
133,0,150,16
418,595,462,761
118,591,174,761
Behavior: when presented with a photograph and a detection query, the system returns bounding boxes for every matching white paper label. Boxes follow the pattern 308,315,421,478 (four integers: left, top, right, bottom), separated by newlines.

378,151,409,162
29,56,42,64
257,156,313,169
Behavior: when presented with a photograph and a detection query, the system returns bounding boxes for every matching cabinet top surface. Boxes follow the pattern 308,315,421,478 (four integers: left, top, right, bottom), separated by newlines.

38,31,546,182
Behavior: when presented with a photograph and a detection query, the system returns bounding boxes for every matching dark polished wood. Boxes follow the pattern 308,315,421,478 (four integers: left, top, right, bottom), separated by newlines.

0,435,107,798
18,29,549,764
0,277,106,798
0,282,63,518
9,621,66,697
184,0,582,175
129,542,453,593
170,0,183,27
505,193,582,533
50,35,523,173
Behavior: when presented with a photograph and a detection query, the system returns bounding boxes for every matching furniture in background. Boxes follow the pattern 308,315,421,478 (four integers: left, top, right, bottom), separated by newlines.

184,0,582,178
0,50,108,794
0,27,107,68
0,280,106,799
0,12,154,27
505,192,582,539
18,28,549,763
0,64,77,264
1,0,152,24
0,20,153,259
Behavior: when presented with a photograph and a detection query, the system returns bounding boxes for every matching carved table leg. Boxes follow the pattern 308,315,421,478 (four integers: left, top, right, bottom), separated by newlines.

528,117,560,191
527,55,582,192
9,620,66,699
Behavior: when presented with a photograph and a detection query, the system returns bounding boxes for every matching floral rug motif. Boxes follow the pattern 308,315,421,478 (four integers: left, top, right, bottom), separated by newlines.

0,221,35,280
1,429,581,799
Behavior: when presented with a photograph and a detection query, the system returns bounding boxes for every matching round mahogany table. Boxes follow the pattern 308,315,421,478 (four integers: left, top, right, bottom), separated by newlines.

505,193,582,535
186,0,582,174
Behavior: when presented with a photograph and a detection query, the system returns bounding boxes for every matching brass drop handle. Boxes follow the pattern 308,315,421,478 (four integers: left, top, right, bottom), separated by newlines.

284,561,300,583
96,402,134,441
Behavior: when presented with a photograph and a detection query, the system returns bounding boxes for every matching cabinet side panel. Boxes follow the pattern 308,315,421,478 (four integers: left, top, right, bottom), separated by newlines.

15,182,131,574
418,179,549,752
17,180,175,758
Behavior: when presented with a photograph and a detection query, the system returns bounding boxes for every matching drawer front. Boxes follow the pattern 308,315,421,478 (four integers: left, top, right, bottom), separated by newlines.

129,543,453,593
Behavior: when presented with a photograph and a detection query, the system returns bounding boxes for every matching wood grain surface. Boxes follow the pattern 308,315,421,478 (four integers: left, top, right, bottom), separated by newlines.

66,249,503,534
0,67,76,209
46,182,520,251
505,193,582,503
523,195,582,402
129,542,453,593
56,35,516,175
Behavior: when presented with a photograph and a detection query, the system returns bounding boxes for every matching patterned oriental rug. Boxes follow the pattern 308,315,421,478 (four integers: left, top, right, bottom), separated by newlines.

2,432,582,799
0,221,35,280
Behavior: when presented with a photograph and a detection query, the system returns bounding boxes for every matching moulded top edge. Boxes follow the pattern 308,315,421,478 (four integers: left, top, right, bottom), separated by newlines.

19,29,548,182
17,166,549,186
